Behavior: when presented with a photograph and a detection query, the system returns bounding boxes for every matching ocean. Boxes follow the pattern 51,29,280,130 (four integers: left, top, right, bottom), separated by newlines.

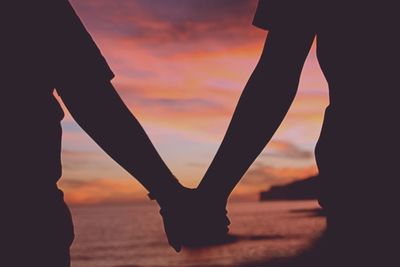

70,200,326,267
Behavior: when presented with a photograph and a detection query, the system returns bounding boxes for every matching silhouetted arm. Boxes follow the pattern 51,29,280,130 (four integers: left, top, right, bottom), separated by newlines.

49,0,186,252
57,80,181,199
198,28,315,201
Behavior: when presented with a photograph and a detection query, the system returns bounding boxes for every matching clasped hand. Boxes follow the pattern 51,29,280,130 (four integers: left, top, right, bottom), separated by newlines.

153,187,230,252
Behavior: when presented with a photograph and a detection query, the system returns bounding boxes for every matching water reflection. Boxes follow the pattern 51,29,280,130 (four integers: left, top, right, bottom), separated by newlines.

71,201,326,267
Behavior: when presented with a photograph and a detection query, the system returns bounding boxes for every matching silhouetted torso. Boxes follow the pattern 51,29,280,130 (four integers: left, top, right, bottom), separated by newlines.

254,0,398,210
2,1,113,265
254,1,398,264
314,4,397,208
3,0,113,190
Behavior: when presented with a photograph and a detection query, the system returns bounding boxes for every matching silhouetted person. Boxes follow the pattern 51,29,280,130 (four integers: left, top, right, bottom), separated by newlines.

2,1,189,266
186,0,398,265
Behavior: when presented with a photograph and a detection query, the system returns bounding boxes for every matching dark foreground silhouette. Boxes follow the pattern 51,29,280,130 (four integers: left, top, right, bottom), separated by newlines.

3,1,193,265
191,0,399,265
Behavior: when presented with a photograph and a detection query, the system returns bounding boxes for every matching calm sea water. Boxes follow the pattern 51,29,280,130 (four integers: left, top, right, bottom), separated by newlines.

70,200,326,267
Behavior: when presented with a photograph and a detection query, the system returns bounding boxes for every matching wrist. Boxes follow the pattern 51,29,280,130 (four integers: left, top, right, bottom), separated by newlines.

196,187,228,209
148,176,184,207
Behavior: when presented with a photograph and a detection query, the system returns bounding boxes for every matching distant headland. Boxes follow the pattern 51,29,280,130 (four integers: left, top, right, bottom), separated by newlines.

260,175,319,201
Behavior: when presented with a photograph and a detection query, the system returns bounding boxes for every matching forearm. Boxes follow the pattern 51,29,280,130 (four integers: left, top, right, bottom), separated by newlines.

198,29,315,200
59,81,180,196
198,67,297,199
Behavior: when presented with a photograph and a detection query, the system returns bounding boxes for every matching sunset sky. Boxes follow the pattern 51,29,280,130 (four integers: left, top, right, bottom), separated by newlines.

58,0,329,205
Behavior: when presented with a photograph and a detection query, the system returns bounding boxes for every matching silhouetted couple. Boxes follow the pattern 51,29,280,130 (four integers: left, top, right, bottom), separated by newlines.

2,0,398,266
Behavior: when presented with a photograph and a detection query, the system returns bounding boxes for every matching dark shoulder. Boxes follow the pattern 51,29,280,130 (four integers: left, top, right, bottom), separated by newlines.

12,0,70,23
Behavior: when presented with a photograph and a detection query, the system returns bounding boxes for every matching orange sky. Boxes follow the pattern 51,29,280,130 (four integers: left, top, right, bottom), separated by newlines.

59,0,328,205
